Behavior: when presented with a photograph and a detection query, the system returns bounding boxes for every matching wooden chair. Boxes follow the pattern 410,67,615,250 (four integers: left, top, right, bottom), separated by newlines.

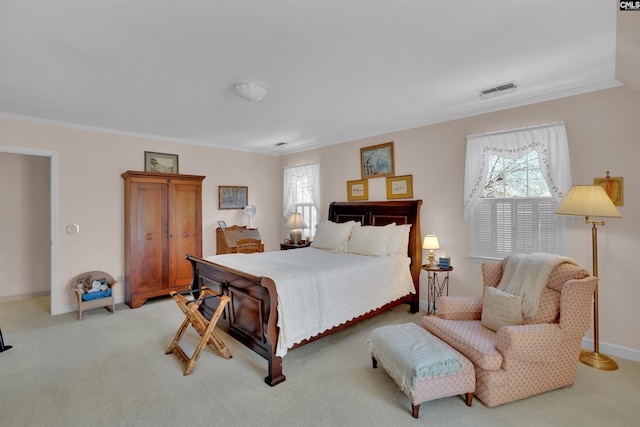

236,238,262,253
70,271,118,320
166,287,232,376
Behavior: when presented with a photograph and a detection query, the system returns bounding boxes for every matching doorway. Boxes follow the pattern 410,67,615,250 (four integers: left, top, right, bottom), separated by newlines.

0,146,58,314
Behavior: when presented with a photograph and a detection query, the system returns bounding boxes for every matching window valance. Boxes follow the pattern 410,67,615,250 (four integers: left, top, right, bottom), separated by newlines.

463,122,572,222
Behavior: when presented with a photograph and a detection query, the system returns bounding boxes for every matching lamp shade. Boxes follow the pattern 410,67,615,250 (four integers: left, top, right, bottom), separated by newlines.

285,212,307,229
422,235,440,250
554,185,622,218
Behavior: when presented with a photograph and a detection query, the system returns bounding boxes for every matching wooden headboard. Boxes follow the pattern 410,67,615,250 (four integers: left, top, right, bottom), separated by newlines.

327,200,422,312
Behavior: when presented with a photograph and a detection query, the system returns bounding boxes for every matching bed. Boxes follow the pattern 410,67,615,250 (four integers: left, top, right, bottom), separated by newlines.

186,200,422,385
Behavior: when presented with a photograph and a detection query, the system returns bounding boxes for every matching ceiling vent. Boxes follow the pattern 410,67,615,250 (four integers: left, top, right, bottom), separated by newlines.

479,81,517,100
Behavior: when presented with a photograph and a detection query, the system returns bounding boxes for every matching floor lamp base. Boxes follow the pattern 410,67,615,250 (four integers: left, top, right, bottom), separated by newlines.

579,349,618,371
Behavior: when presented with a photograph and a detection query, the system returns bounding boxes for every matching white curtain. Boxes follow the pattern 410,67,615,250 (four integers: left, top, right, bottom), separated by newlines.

463,122,571,222
283,163,320,219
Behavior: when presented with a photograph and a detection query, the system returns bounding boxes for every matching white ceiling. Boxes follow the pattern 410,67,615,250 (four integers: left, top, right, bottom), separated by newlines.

0,1,619,155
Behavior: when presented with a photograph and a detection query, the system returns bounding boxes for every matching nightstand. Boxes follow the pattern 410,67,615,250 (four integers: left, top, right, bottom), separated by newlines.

280,241,312,250
422,265,453,315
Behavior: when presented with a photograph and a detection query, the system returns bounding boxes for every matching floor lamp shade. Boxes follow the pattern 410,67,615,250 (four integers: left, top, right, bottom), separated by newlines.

554,185,622,371
554,185,622,219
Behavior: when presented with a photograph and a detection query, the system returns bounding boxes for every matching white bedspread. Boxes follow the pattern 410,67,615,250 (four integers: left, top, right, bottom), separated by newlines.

206,247,415,357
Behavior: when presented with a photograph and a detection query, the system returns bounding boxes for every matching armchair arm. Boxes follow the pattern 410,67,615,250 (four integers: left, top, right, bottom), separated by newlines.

559,276,597,338
436,296,482,320
496,323,563,363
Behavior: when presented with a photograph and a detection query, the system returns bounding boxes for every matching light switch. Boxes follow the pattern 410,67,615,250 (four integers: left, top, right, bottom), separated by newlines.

66,224,80,234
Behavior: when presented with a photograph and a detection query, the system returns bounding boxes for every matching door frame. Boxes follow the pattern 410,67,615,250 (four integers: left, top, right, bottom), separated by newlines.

0,145,59,314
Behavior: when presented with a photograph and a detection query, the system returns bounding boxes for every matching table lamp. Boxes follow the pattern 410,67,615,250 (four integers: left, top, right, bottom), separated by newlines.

423,235,440,267
285,212,307,244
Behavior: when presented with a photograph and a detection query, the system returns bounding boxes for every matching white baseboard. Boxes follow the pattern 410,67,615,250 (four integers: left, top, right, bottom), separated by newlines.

0,291,49,303
581,338,640,363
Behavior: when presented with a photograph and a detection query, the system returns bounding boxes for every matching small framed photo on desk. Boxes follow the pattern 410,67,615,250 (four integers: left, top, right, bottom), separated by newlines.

217,221,227,229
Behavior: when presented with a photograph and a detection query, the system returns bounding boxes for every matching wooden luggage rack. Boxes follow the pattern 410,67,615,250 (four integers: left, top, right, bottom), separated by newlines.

166,287,232,375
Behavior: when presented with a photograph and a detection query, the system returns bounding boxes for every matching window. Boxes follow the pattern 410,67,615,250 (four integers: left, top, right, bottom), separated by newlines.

464,122,572,261
283,163,320,239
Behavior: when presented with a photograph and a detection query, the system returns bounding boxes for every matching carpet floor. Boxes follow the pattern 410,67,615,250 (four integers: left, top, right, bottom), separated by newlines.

1,296,639,426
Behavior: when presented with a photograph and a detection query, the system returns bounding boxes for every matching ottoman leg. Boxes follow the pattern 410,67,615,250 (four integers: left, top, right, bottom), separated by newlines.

465,392,473,407
411,403,420,419
371,356,378,368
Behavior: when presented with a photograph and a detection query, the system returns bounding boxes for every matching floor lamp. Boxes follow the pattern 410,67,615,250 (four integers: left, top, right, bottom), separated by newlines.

554,185,622,371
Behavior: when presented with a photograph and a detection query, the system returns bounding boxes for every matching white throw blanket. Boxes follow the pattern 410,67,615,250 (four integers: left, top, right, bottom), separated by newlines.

497,253,581,317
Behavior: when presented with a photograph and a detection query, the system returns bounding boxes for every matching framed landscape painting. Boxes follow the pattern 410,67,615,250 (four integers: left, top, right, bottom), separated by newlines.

360,141,394,179
145,151,179,174
218,186,248,209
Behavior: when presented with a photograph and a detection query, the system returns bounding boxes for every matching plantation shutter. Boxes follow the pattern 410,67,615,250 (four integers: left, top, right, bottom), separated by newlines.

471,197,560,260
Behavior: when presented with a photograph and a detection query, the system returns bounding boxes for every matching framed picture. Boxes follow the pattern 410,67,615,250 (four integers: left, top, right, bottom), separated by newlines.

386,174,413,199
347,179,369,201
360,141,394,179
144,151,179,174
218,186,248,209
217,221,227,229
594,173,623,206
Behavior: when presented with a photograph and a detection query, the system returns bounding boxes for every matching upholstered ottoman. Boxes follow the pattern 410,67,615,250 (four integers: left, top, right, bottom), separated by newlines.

368,323,475,418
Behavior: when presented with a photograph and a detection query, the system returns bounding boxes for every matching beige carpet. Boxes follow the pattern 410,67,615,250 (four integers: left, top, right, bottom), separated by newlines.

1,296,638,427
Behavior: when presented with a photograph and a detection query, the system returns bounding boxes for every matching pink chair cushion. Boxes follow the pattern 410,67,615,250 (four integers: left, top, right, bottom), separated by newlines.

421,317,502,371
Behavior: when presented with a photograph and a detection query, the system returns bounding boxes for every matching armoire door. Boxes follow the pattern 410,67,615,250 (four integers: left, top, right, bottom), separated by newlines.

129,181,168,292
168,180,202,288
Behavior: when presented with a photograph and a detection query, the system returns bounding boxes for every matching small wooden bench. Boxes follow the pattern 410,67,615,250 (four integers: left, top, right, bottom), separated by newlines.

368,323,475,419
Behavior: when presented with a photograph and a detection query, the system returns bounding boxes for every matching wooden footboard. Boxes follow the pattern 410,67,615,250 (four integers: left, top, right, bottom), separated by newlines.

186,254,285,386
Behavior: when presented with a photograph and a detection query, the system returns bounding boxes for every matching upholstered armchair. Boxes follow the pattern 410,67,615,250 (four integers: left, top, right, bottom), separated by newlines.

421,257,597,407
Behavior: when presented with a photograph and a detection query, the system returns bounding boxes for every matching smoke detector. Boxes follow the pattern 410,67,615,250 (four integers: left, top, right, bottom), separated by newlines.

479,81,517,100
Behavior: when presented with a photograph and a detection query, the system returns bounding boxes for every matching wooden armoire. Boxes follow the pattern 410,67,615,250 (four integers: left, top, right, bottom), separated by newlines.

122,171,205,308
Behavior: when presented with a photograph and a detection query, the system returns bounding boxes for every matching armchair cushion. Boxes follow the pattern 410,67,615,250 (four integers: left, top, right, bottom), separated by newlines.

421,317,503,371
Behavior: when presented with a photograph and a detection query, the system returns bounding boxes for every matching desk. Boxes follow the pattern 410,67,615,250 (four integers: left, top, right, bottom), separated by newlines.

422,265,453,315
216,226,263,254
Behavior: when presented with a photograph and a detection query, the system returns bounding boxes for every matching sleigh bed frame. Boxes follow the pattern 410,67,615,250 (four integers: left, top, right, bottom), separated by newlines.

186,200,422,386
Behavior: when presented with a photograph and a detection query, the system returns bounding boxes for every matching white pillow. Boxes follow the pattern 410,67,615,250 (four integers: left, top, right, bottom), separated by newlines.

387,223,412,255
310,221,356,253
481,287,523,332
347,223,394,256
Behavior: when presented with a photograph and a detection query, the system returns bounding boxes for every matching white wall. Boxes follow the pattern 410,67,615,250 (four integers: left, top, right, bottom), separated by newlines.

1,118,282,313
0,152,50,301
281,85,640,357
